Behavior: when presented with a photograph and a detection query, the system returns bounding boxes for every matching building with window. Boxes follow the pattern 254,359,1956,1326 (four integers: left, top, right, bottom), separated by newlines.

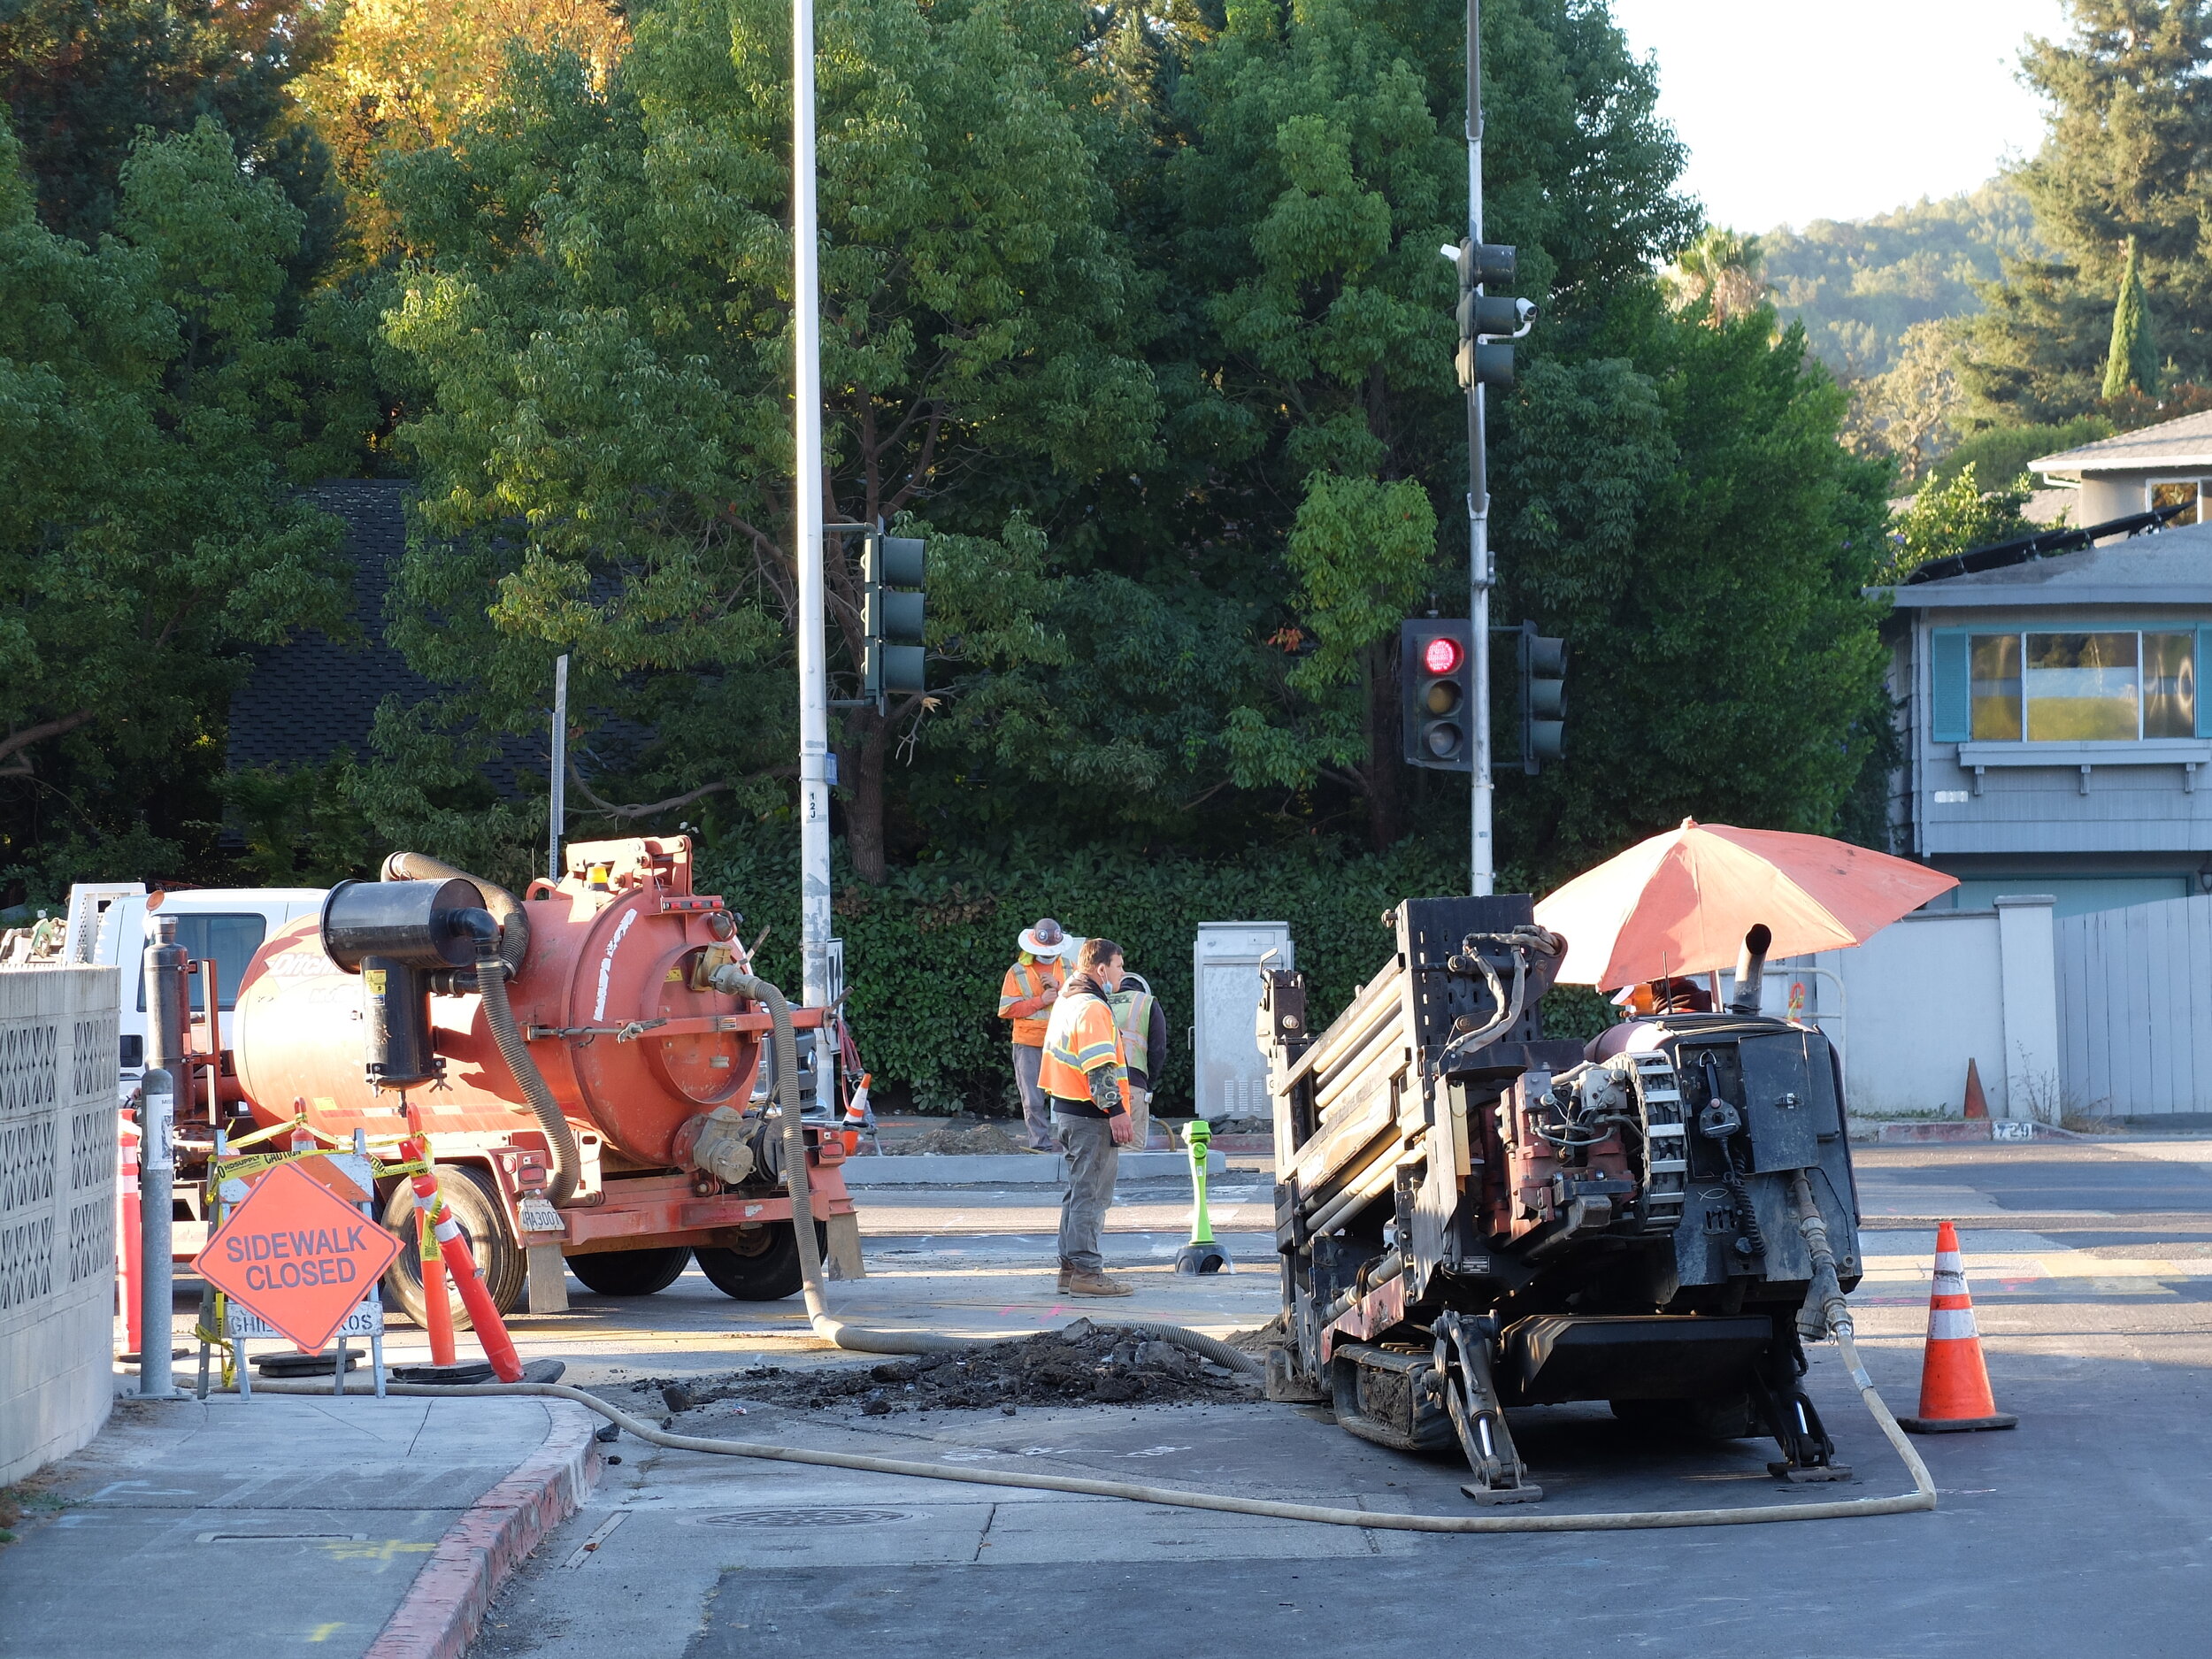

2033,408,2212,529
1880,518,2212,917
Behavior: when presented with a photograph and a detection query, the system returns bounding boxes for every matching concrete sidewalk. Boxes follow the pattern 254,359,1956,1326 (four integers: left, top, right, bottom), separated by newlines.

0,1391,598,1659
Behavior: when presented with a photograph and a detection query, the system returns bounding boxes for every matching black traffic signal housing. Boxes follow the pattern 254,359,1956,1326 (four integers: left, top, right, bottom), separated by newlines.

1402,619,1476,772
1517,621,1566,774
1449,240,1536,389
862,527,926,707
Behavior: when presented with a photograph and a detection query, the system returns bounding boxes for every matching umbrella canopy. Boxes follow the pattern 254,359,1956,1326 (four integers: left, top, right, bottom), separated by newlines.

1535,819,1958,989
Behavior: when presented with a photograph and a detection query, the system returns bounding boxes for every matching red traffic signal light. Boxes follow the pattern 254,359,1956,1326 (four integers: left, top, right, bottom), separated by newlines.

1402,619,1475,772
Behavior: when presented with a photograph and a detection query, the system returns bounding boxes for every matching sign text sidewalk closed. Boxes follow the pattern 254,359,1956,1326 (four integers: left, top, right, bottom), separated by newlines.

196,1160,403,1352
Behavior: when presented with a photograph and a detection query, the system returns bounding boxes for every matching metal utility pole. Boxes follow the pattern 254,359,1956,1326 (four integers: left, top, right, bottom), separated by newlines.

793,0,834,1010
1465,0,1494,896
139,917,188,1399
549,654,568,881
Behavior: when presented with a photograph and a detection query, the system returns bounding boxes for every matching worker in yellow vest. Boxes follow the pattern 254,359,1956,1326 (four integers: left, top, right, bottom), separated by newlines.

999,918,1070,1151
1104,971,1168,1150
1039,938,1136,1296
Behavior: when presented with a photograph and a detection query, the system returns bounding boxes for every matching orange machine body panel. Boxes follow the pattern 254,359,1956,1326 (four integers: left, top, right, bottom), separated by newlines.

230,837,764,1165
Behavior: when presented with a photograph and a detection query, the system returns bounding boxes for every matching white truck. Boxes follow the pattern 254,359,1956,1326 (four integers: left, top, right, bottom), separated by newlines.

11,882,327,1100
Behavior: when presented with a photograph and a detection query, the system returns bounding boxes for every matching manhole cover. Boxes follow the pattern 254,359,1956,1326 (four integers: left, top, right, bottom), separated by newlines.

696,1509,911,1529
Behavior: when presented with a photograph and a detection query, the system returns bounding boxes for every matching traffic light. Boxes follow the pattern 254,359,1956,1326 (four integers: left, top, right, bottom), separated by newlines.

1446,239,1537,389
1402,619,1476,772
1517,621,1566,774
862,527,926,707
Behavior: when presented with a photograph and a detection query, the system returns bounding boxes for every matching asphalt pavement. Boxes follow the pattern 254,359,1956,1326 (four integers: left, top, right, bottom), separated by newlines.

458,1138,2212,1659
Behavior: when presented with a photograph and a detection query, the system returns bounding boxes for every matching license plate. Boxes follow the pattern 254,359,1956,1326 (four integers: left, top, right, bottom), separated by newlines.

518,1196,565,1233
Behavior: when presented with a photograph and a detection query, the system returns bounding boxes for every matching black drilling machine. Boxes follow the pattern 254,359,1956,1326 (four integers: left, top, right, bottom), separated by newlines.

1260,897,1863,1502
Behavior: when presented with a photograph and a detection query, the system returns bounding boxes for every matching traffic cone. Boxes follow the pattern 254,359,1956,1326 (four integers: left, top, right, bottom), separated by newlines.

1962,1058,1989,1121
1899,1220,2018,1434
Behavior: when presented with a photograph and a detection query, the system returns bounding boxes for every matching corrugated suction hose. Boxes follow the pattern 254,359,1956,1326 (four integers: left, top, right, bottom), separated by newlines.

384,851,577,1206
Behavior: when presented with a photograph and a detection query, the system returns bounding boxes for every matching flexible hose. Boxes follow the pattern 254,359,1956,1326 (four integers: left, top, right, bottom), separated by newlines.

383,852,575,1205
706,962,1261,1377
237,1364,1932,1533
238,1131,1932,1532
476,944,580,1206
384,851,529,974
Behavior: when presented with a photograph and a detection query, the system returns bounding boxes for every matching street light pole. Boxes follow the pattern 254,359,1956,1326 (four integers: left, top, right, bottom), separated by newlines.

793,0,833,1008
1466,0,1494,897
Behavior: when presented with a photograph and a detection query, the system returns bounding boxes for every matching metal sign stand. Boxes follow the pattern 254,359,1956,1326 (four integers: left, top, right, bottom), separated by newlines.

204,1125,389,1401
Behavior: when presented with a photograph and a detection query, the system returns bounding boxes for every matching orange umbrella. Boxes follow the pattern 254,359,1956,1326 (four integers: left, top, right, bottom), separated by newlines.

1534,819,1957,989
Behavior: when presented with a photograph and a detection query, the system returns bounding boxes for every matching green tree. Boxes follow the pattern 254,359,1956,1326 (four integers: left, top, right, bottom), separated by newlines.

0,122,345,829
1885,463,2033,580
1493,298,1893,883
0,0,340,251
1161,0,1696,851
1961,2,2212,420
372,0,1158,883
2102,234,2160,398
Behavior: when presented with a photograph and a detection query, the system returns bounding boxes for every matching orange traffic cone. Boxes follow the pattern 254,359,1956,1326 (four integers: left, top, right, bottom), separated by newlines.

1899,1220,2018,1434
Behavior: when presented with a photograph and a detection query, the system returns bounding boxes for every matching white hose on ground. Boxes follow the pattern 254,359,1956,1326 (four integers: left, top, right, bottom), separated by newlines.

240,1357,1933,1533
704,963,1261,1378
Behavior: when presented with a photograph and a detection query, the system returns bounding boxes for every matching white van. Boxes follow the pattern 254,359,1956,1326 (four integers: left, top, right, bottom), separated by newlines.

56,883,328,1097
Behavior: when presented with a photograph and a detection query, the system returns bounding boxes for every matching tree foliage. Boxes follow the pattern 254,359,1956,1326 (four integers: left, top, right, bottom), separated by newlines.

1962,2,2212,422
0,120,345,862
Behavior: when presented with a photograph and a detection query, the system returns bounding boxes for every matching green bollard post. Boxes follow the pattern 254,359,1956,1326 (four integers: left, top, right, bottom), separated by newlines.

1173,1120,1233,1274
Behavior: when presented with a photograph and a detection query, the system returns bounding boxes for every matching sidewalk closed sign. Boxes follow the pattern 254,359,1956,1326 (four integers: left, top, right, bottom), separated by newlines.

197,1160,403,1351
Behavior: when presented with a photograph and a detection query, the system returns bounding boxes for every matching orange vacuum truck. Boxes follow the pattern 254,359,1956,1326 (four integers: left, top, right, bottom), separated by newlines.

211,835,860,1325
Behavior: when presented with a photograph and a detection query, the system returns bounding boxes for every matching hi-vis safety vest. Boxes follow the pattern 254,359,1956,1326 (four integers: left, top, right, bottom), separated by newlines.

998,956,1066,1048
1106,989,1155,1079
1039,988,1129,1112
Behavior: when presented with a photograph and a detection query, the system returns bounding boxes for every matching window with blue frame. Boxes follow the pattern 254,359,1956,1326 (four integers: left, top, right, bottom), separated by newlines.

1934,627,2203,742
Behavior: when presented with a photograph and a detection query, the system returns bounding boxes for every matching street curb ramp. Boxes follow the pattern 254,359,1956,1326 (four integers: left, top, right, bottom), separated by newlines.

365,1401,602,1659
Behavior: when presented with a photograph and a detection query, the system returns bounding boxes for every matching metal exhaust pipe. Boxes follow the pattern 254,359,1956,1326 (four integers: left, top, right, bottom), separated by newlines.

1729,924,1772,1016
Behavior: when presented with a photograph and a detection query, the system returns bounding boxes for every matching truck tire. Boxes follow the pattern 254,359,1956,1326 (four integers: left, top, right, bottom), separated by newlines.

695,1221,826,1302
380,1165,526,1330
568,1246,692,1297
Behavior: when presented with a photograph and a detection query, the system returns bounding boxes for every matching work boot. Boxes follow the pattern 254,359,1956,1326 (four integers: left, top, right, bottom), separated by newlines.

1065,1269,1133,1298
1056,1263,1072,1293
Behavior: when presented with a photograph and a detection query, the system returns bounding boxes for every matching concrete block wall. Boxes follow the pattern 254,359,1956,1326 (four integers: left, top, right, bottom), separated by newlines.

0,965,120,1485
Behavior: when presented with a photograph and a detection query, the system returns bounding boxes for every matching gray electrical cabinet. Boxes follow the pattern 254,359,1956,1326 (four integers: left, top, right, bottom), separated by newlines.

1193,922,1294,1122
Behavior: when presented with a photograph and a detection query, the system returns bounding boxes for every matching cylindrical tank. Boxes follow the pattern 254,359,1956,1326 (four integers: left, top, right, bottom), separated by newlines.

230,837,763,1166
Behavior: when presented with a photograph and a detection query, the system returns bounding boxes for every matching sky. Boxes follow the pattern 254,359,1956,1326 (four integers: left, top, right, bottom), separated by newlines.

1608,0,2075,233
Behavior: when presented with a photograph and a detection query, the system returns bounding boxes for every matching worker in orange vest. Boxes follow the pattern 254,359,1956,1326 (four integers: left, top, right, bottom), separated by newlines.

1040,937,1137,1296
1000,918,1071,1151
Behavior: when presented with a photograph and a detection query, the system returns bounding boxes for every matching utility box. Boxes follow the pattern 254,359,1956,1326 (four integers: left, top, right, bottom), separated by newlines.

1193,922,1294,1122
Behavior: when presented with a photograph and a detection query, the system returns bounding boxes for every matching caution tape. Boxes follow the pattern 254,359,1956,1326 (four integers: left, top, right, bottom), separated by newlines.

210,1148,427,1184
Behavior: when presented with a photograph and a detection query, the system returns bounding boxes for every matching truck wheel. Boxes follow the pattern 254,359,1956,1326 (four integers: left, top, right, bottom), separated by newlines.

695,1221,826,1302
380,1165,526,1330
568,1247,692,1297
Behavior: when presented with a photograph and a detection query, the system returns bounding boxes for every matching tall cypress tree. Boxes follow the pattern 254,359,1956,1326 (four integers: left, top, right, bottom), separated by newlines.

1958,1,2212,421
2103,234,2160,399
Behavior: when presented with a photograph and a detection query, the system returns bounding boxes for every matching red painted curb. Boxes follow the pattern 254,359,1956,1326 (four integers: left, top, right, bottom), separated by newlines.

365,1402,601,1659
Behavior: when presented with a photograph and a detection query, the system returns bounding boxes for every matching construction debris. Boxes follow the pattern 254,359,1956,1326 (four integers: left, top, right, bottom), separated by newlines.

625,1321,1258,1417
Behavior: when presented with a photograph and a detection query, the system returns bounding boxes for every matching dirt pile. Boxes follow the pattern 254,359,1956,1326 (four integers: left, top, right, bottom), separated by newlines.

883,1122,1033,1156
631,1320,1259,1418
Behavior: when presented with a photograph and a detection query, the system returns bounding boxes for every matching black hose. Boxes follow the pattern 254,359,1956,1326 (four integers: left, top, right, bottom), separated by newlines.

476,940,580,1206
381,851,572,1204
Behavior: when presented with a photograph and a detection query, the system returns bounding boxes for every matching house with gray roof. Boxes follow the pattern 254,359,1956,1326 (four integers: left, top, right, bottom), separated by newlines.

2033,408,2212,532
1878,518,2212,915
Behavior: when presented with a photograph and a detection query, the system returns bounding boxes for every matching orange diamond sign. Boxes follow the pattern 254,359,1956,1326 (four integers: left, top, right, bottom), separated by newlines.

197,1159,403,1352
